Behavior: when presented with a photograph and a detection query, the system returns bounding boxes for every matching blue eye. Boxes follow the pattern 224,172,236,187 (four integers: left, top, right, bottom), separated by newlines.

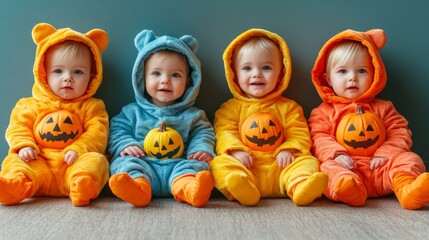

74,70,84,75
172,73,181,78
242,66,251,71
262,65,272,71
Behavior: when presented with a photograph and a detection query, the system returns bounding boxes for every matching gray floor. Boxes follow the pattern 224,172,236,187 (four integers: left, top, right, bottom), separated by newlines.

0,193,428,240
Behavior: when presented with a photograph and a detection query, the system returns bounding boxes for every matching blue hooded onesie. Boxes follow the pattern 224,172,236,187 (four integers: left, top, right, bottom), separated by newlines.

108,30,215,206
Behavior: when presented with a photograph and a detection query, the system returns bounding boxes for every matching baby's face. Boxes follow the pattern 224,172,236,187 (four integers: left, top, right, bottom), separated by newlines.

325,50,374,100
144,52,188,107
234,48,282,99
45,47,92,100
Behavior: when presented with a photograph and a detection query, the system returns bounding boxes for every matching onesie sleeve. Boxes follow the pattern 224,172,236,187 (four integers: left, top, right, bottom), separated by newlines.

107,104,142,160
64,99,109,155
274,100,313,156
186,110,216,157
5,98,39,154
373,101,412,158
214,100,250,155
308,104,349,162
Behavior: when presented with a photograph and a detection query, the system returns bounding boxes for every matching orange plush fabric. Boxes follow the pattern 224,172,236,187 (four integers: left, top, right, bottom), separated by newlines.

308,29,429,209
0,23,109,206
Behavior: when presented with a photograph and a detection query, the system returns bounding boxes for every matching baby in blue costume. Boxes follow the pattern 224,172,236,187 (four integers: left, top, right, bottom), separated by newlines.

108,30,215,207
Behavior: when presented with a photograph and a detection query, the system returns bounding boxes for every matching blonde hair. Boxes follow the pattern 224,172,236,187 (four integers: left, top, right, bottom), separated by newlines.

46,40,94,74
325,40,369,74
232,36,282,69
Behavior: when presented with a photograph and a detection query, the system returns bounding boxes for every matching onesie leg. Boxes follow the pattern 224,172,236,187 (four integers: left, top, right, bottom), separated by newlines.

225,172,260,206
333,175,367,207
69,175,99,206
109,172,152,207
0,173,33,205
171,171,214,207
392,172,429,210
292,172,328,206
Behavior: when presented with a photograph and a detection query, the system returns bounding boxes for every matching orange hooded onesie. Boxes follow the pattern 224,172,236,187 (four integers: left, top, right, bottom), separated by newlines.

0,23,109,206
308,29,429,209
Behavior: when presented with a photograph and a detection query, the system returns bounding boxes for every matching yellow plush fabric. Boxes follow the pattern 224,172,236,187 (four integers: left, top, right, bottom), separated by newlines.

210,29,327,206
0,23,109,206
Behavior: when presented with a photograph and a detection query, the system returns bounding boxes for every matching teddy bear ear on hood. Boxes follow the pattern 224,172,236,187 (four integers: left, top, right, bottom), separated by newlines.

32,23,57,44
366,29,386,50
179,35,199,53
134,29,157,51
86,29,108,52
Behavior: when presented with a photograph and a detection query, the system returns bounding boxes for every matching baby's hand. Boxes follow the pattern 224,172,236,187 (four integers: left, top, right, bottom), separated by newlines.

276,150,295,169
64,150,78,165
18,147,37,162
334,154,356,170
188,151,213,163
370,157,388,170
120,145,146,158
230,150,253,169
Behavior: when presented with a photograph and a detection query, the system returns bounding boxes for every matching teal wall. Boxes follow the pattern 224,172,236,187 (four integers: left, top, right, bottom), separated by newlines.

1,0,428,166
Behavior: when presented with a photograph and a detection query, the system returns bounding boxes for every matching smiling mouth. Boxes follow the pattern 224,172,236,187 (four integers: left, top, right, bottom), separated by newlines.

158,89,172,93
250,82,265,86
347,86,358,90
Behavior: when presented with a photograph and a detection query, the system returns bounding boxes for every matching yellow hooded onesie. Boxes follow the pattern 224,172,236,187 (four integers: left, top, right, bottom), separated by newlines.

209,29,327,206
0,23,109,206
308,29,429,209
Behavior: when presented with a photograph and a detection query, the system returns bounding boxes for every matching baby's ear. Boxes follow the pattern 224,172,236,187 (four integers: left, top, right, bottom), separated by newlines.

134,29,157,51
86,29,109,52
32,23,57,44
180,35,199,53
366,29,386,50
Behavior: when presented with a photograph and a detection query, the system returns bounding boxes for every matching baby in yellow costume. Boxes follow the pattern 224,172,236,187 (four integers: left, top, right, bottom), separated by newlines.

210,29,328,206
0,23,109,206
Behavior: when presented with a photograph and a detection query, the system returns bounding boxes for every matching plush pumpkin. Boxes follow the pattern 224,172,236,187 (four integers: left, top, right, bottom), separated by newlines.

336,105,385,156
144,122,184,159
240,112,284,151
34,110,83,149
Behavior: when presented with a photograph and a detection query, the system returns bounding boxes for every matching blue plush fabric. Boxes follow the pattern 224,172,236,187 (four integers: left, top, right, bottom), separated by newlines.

108,30,215,196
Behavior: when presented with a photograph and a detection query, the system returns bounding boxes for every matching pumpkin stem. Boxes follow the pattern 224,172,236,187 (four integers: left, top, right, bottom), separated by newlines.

356,105,364,115
158,121,167,132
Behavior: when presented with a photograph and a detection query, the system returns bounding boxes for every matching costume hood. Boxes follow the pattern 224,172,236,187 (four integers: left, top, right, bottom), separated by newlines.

312,29,387,104
223,28,292,102
132,29,201,111
32,23,108,102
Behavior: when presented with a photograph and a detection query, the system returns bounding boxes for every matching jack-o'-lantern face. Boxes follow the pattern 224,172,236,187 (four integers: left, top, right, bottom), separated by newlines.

34,110,83,149
240,112,284,151
144,122,184,159
336,105,385,156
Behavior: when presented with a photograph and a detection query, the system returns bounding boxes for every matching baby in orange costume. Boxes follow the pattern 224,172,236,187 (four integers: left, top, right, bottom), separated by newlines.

308,29,429,210
0,23,109,206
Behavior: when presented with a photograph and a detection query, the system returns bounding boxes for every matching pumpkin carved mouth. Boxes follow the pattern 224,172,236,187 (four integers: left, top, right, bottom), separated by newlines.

150,145,181,159
39,130,80,143
343,135,380,149
245,131,282,147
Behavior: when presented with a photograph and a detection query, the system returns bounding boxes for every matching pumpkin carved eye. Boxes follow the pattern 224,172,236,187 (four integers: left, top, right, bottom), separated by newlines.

144,122,184,159
336,105,386,156
34,110,83,149
240,112,284,151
